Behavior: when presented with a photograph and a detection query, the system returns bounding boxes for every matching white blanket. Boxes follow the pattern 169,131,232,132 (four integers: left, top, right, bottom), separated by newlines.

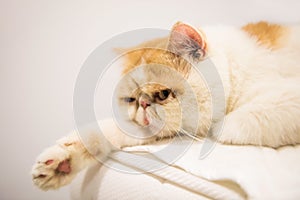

71,138,300,200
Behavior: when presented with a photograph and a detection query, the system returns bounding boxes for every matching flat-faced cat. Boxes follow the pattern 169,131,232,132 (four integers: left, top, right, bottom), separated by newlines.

32,21,300,190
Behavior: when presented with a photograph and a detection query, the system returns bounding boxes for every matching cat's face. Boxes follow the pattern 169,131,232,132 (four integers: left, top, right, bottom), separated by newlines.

116,22,208,139
117,62,188,138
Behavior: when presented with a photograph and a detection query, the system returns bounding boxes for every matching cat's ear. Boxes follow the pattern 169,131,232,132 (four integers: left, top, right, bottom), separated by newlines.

168,22,207,62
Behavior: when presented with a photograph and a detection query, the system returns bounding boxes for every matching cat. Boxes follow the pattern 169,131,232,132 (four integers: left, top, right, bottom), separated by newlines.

32,21,300,191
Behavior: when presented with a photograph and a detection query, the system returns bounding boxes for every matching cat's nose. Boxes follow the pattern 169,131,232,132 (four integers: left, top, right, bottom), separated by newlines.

140,100,151,109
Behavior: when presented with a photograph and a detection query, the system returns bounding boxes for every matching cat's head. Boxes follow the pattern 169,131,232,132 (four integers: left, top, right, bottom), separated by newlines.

116,22,210,139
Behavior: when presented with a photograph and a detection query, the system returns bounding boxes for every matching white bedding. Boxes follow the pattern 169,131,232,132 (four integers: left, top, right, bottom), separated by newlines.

71,138,300,200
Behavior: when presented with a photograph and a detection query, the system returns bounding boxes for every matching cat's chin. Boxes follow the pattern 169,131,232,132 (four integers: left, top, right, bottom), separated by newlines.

136,119,166,139
115,116,165,140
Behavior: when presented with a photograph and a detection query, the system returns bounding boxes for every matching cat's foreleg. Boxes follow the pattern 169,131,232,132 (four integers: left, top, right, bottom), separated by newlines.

212,94,300,148
31,119,146,190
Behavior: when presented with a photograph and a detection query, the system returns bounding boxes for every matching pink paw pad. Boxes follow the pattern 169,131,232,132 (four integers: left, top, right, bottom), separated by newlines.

45,160,54,165
57,160,71,174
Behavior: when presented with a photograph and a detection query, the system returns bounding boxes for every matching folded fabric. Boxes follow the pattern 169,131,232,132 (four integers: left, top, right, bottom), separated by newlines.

121,138,300,199
71,137,300,200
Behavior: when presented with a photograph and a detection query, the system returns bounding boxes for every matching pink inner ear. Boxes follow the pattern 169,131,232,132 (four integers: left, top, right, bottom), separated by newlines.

172,23,204,47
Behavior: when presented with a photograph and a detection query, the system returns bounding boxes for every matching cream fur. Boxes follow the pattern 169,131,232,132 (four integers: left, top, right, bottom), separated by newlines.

203,25,300,146
32,22,300,190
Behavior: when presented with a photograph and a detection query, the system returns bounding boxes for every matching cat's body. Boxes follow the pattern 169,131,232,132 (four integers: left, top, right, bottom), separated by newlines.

32,22,300,190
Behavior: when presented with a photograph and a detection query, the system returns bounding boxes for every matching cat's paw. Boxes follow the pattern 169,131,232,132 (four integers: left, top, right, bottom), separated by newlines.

31,145,75,190
212,119,243,145
213,116,260,146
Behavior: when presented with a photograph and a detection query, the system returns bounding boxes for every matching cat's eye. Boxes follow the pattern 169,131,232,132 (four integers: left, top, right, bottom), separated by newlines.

155,89,171,101
123,97,136,103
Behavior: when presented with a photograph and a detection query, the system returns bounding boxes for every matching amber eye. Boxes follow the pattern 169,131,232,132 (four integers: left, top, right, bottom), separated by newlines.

156,89,171,101
123,97,136,103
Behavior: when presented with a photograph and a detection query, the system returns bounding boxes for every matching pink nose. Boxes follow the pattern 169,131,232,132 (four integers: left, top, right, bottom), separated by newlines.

140,100,150,109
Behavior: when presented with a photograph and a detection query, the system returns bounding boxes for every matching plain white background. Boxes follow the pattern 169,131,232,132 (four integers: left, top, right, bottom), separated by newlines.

1,0,299,199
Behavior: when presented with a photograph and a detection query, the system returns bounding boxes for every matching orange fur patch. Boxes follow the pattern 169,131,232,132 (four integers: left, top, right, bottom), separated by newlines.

242,21,288,49
121,38,190,76
119,37,167,74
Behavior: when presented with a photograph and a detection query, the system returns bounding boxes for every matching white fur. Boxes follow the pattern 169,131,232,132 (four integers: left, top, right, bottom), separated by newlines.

202,25,300,146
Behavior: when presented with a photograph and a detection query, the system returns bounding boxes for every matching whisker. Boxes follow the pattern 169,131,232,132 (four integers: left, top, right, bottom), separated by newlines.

179,128,203,142
176,131,184,141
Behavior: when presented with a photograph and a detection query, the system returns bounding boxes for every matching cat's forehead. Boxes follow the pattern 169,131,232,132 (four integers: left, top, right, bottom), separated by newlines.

122,48,174,74
125,64,184,86
117,64,186,98
141,83,167,93
117,76,169,98
119,65,171,89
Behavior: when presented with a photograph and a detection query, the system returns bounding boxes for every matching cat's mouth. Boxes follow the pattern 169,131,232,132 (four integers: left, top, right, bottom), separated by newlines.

136,108,165,133
143,112,150,126
138,110,151,127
